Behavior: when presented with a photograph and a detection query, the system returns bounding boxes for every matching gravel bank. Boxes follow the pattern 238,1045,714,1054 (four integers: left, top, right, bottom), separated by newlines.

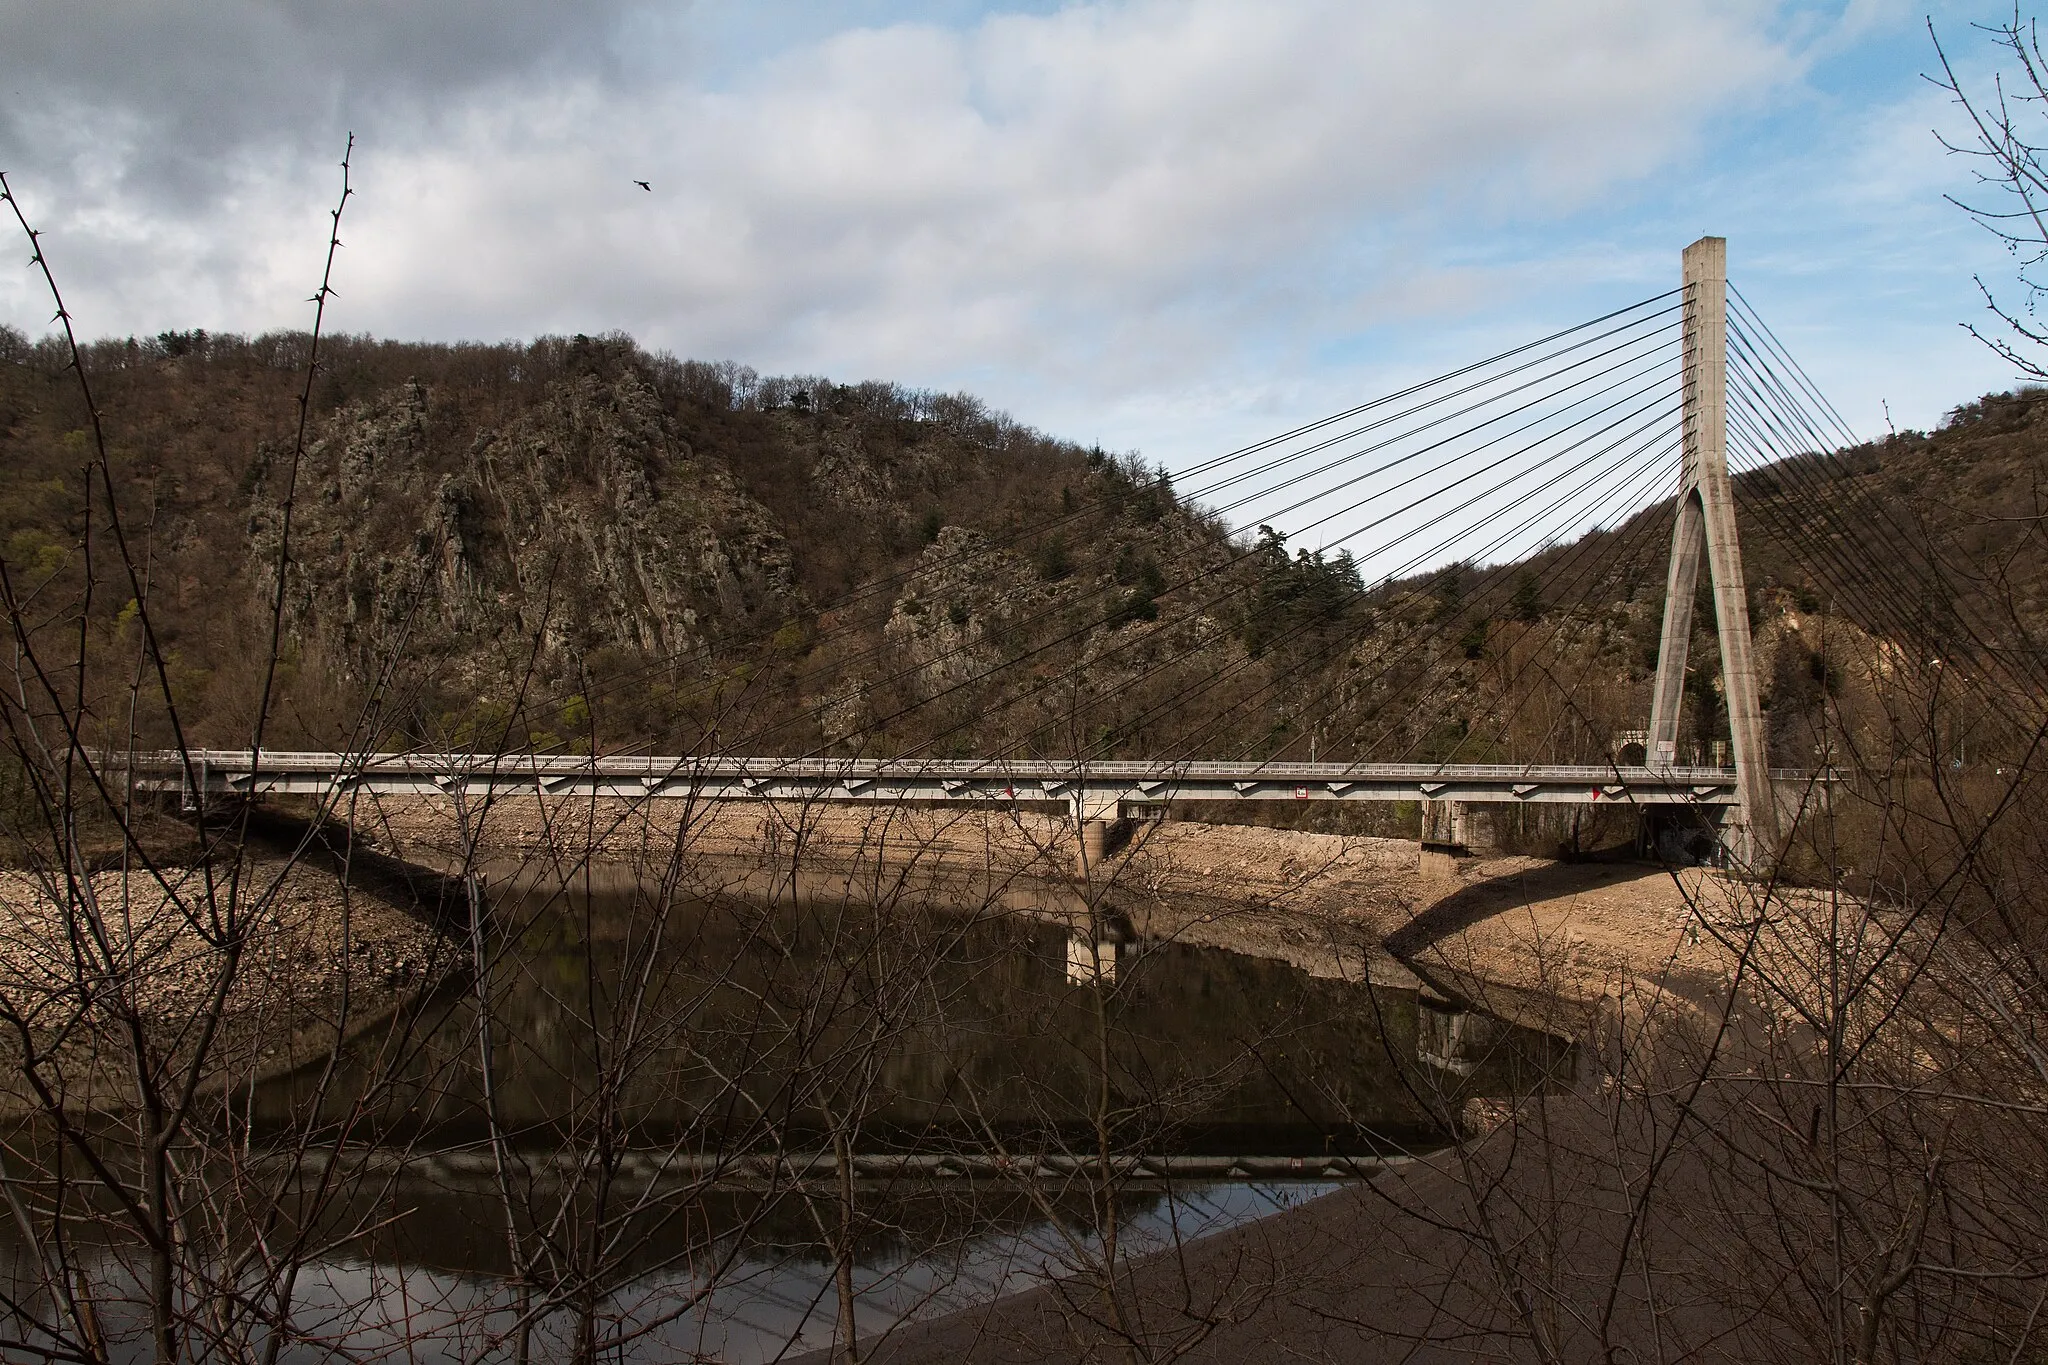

0,859,451,1115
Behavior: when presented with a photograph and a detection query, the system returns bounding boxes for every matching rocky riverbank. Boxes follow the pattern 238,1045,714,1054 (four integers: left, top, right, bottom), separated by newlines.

0,859,450,1116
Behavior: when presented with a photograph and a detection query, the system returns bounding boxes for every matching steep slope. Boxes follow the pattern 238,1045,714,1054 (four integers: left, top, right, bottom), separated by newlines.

0,329,1243,755
0,325,2037,776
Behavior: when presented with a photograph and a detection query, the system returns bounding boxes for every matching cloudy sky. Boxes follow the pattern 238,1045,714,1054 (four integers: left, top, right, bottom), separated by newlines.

0,0,2030,483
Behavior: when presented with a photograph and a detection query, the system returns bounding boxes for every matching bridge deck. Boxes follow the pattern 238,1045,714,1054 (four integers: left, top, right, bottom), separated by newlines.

135,751,1786,815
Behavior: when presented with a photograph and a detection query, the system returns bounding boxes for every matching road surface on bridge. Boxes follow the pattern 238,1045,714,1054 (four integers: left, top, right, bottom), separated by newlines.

139,750,1761,817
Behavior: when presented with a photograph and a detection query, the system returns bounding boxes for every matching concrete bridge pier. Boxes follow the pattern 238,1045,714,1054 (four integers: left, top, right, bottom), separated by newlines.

1073,791,1127,878
1080,817,1108,872
1418,798,1470,878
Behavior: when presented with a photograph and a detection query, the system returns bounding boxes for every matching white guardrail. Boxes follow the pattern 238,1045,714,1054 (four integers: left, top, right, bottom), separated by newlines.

124,750,1782,814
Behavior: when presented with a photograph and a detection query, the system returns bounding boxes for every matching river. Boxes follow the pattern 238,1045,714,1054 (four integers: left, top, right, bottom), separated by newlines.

5,876,1575,1362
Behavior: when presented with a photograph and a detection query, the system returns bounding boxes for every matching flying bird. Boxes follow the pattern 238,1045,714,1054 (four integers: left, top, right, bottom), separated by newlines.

633,180,651,192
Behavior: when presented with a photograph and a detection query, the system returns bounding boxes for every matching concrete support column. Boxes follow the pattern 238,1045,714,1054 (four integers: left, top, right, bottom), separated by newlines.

1645,236,1778,863
1418,798,1468,877
1073,784,1126,877
1420,799,1469,846
1079,817,1107,875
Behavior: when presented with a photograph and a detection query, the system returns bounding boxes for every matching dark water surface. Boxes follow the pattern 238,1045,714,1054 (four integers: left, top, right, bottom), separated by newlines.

14,881,1576,1362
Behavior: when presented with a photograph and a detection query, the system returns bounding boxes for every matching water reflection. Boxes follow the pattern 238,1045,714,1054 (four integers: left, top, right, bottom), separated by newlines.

197,1179,1331,1364
2,882,1578,1363
249,889,1521,1157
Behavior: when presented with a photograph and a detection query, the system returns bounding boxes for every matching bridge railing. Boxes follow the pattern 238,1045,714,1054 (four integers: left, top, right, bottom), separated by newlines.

111,749,1819,810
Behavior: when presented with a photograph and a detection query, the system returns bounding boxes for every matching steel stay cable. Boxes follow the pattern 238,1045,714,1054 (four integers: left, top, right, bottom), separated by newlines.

1187,318,1682,516
1722,352,2028,696
1722,395,2041,738
1008,412,1686,772
1348,435,1686,767
1719,381,2039,741
1729,283,1859,444
1247,364,1683,561
1204,435,1683,772
1727,338,2026,680
1178,301,1683,506
1235,431,1686,770
1721,403,1886,611
1721,390,1965,673
883,385,1687,766
1721,328,1951,626
1722,315,1984,678
1168,288,1682,487
1715,423,2028,758
1170,436,1683,779
1723,307,2031,683
1726,321,1951,607
1337,394,1679,607
829,402,1685,776
1085,428,1682,769
1724,387,1943,644
719,365,1689,761
1200,333,1682,529
1419,459,1694,772
1722,381,1934,648
516,316,1690,762
852,294,1666,632
1073,431,1682,776
1072,409,1688,767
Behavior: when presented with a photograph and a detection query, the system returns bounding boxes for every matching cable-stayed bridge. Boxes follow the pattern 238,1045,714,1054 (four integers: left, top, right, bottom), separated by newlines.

138,237,1968,869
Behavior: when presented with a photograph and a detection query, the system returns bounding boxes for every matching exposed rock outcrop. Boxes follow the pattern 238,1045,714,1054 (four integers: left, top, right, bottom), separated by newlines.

250,370,802,697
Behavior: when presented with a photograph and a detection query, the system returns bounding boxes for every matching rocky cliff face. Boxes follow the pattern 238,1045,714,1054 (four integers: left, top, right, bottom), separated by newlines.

0,332,1151,749
250,371,800,697
885,527,1053,694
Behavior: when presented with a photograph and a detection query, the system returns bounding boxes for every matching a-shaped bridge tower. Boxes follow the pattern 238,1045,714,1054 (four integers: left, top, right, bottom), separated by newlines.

1645,236,1777,861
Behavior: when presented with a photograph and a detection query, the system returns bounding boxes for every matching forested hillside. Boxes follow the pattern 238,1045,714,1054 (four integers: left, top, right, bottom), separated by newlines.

0,324,2038,771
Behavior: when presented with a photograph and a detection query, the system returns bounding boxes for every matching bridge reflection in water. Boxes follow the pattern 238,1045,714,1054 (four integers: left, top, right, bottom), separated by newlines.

247,885,1575,1159
184,883,1576,1360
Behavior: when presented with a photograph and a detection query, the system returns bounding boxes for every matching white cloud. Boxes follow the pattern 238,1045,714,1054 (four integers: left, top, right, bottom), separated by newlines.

3,0,1798,408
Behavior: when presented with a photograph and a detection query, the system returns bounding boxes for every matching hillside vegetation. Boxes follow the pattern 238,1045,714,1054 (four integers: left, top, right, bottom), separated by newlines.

0,325,2038,777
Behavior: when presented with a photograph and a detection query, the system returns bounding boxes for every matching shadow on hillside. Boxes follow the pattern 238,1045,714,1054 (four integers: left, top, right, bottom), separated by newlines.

1384,857,1667,960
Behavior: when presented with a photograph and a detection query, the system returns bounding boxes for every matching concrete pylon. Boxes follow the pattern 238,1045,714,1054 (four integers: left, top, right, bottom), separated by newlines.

1646,237,1778,862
